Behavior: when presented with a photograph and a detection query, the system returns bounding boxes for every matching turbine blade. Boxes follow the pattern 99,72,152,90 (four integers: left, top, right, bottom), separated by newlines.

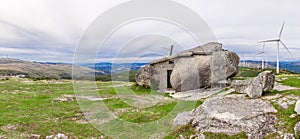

256,52,271,57
279,21,285,39
258,39,280,43
256,52,264,55
280,41,293,57
162,47,170,50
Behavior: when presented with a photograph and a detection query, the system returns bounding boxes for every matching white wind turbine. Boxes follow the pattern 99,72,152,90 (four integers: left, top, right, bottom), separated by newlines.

257,42,266,69
258,21,292,73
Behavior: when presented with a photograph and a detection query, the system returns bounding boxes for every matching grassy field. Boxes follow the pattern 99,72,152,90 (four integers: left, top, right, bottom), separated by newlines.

0,78,201,138
1,67,300,138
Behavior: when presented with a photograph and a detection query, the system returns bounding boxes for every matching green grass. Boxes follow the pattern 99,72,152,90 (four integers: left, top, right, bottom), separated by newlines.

271,100,300,134
119,102,177,123
282,77,300,88
203,132,247,139
103,98,132,111
236,67,261,78
95,70,138,82
0,78,203,138
0,79,103,138
164,124,196,139
235,67,297,80
3,67,299,138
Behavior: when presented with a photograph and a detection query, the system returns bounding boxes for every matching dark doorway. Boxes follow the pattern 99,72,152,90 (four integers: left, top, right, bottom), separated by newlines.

167,70,172,88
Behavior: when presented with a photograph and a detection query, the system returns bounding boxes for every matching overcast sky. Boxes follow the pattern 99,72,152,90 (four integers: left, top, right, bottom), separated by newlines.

0,0,299,63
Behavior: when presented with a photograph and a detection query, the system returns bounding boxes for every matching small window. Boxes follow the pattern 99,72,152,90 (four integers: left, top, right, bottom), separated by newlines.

169,60,174,64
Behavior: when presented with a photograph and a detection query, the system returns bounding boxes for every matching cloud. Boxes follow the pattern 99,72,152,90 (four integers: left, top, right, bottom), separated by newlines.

0,0,299,62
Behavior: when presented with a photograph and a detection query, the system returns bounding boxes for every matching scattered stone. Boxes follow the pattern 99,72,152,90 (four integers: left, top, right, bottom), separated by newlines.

170,88,232,101
0,135,7,139
295,99,300,115
197,133,205,139
29,134,41,139
283,133,295,139
290,114,298,118
99,134,106,139
189,134,198,139
262,94,282,100
76,95,108,101
46,135,53,139
232,71,275,98
277,95,299,110
174,94,277,138
54,133,67,139
178,134,185,139
274,82,299,91
0,124,17,132
76,119,89,124
294,122,300,135
54,94,76,102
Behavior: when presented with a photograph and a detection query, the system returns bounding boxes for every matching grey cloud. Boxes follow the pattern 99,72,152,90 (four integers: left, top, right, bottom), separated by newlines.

0,0,299,62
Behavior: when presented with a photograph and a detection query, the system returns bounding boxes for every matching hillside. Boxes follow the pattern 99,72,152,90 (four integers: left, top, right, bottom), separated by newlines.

0,67,300,138
240,60,300,73
0,58,103,79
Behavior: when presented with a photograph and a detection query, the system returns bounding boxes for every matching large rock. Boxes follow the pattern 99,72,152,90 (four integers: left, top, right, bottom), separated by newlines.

170,56,211,92
173,111,194,127
135,42,239,92
260,71,276,91
169,43,239,92
174,94,277,138
295,99,300,115
232,71,275,98
294,122,300,135
135,65,155,87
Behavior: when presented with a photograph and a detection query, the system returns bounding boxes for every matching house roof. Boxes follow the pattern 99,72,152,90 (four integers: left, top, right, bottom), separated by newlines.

150,42,221,65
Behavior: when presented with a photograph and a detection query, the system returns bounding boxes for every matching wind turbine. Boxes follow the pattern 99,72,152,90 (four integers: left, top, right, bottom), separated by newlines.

258,21,292,73
257,42,266,69
162,43,176,56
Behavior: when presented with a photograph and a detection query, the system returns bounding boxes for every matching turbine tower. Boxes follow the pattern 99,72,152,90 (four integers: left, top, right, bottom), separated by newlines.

258,21,292,74
257,42,266,69
162,43,176,56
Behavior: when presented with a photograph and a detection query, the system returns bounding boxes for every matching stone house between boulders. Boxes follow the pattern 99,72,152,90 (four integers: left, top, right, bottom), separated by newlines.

135,42,240,92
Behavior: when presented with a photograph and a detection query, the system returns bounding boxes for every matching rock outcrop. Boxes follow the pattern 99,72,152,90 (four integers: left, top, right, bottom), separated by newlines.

232,71,275,98
135,42,240,92
173,94,278,138
283,133,295,139
170,56,211,92
135,65,155,87
294,122,300,135
295,99,300,115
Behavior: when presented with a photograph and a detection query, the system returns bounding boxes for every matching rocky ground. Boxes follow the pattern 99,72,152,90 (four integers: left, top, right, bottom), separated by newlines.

1,67,300,139
172,69,300,139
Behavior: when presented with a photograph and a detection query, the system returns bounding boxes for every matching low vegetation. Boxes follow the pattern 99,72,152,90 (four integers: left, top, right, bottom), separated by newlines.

0,79,102,138
0,77,200,138
95,70,137,82
1,67,300,138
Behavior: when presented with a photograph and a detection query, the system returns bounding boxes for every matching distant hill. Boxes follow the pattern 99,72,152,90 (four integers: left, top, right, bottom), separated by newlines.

0,58,104,79
84,62,148,74
240,60,300,73
87,61,300,75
